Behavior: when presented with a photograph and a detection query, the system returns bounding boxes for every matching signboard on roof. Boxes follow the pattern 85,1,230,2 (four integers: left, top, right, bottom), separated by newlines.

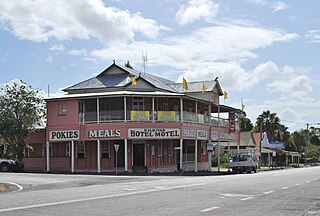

261,132,284,149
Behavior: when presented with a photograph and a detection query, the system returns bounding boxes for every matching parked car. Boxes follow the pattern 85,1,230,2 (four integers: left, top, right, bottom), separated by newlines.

0,157,24,172
229,150,258,174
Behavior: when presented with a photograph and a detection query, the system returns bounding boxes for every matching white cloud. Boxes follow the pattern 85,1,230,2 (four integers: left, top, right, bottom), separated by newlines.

0,0,169,44
178,61,279,92
175,0,219,25
90,23,297,91
0,79,46,98
271,1,290,12
46,56,53,62
247,0,290,13
68,49,87,56
246,0,269,6
49,44,65,52
266,75,312,97
305,30,320,43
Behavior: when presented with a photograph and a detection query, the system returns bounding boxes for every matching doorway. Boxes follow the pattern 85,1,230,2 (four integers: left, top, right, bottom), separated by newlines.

133,143,145,167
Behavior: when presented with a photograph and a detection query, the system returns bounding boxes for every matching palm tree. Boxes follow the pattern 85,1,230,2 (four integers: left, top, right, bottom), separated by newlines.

254,110,281,142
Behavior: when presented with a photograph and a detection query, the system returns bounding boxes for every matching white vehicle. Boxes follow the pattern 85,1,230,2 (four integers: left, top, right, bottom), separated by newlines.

229,150,258,174
0,157,24,172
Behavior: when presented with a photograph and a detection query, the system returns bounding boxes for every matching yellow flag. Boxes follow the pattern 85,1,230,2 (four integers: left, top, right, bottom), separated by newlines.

202,83,207,94
183,77,188,90
241,100,245,111
223,91,228,100
132,76,137,86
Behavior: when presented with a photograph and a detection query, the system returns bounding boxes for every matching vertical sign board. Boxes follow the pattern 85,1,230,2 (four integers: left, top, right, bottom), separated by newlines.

229,112,235,133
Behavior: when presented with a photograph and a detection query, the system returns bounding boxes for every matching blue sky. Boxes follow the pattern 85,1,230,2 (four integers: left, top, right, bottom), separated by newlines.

0,0,319,131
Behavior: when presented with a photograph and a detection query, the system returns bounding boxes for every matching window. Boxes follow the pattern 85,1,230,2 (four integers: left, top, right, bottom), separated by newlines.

100,141,110,159
201,141,206,155
58,104,67,116
133,97,144,110
66,142,70,157
158,142,162,156
151,144,155,156
163,98,168,111
197,104,201,113
173,100,179,111
168,141,173,156
76,141,85,158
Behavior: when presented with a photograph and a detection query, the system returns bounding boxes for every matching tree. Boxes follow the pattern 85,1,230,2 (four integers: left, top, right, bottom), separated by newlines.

309,126,320,146
253,110,282,142
0,81,45,161
290,130,308,152
239,114,253,131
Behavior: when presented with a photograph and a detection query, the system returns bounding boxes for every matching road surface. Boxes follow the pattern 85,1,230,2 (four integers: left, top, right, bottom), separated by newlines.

0,166,319,215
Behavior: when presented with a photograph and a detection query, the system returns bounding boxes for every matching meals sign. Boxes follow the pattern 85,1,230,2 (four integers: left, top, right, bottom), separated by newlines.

128,128,180,139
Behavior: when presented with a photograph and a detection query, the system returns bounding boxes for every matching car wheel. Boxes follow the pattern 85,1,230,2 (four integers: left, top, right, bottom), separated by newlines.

0,163,9,172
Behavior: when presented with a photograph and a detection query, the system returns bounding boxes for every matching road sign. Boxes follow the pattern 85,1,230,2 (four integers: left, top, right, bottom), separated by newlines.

114,144,120,175
207,143,214,151
114,144,120,153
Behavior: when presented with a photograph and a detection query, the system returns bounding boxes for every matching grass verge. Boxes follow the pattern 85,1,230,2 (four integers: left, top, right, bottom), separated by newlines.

0,183,6,192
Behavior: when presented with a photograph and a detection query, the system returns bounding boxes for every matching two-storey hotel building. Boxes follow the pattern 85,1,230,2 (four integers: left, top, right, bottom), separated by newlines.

23,62,241,173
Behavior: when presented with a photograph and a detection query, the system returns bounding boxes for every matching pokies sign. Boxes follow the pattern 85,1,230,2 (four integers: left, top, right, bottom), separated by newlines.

49,130,79,141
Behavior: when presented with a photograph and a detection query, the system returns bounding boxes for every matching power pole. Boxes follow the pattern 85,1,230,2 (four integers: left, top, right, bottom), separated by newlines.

305,123,309,166
259,121,263,169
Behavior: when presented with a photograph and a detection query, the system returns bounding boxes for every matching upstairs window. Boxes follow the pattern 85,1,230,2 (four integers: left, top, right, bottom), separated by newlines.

133,97,144,110
163,98,168,111
58,104,67,116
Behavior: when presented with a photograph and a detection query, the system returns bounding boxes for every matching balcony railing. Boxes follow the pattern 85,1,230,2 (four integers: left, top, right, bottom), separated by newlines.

79,110,230,127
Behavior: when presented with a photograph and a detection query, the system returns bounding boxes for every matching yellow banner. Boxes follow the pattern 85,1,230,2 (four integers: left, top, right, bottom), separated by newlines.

158,111,176,122
131,111,150,121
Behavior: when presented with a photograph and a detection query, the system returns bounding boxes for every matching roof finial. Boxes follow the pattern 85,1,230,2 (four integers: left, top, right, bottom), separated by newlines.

113,60,115,64
215,77,218,81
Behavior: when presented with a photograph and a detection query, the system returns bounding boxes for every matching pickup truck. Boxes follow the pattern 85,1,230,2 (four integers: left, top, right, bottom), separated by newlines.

229,152,258,174
0,157,24,172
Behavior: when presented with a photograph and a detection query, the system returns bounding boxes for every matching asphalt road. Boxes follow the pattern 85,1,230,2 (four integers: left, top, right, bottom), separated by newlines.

0,167,319,216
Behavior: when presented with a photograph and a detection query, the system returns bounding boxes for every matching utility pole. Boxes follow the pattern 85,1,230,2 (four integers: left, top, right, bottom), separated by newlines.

259,120,263,169
305,123,309,167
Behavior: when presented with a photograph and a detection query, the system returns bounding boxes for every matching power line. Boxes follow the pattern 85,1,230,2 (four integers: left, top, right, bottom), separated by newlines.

281,119,320,126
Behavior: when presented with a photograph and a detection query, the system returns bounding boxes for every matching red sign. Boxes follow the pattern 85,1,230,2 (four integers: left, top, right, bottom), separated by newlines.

229,112,235,133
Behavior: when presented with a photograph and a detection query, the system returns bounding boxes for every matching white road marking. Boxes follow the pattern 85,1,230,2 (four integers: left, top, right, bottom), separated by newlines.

241,197,254,201
200,206,219,213
295,183,300,186
281,187,289,190
263,191,274,195
2,182,23,192
123,188,137,191
314,179,318,181
306,181,310,183
0,183,207,213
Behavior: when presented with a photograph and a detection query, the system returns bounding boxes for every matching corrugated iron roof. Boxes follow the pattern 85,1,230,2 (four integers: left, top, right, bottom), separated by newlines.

168,80,220,94
63,63,224,95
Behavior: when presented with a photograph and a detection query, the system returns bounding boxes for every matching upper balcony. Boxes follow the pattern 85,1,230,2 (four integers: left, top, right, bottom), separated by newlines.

77,97,233,128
